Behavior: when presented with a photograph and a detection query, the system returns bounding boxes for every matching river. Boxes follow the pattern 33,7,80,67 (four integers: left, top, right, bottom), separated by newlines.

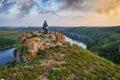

0,36,87,67
65,36,87,49
0,48,15,66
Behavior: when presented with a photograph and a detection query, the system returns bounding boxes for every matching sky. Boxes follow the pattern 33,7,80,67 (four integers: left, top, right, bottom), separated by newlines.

0,0,120,27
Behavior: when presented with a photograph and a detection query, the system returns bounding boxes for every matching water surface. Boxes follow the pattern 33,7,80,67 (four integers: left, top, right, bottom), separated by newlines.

65,36,87,49
0,48,15,66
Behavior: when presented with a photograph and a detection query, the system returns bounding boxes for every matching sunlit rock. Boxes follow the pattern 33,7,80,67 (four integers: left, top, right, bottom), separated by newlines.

19,31,66,59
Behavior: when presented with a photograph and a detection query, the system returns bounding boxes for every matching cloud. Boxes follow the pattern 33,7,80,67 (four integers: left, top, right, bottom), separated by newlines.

59,0,91,11
17,0,35,17
35,0,59,14
0,0,16,13
56,0,120,15
93,0,120,15
35,0,120,17
0,0,120,17
0,0,35,17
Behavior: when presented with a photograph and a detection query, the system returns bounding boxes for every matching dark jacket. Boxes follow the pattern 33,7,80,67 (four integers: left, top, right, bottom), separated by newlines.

43,20,48,29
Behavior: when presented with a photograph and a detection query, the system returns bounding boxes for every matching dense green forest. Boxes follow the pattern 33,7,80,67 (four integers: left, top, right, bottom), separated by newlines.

0,30,21,50
51,26,120,64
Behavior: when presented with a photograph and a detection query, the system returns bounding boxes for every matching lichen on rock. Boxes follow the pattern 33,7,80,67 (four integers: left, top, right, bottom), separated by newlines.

19,31,66,59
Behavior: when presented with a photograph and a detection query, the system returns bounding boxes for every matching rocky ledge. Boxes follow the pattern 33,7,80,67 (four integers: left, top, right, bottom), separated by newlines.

19,31,66,59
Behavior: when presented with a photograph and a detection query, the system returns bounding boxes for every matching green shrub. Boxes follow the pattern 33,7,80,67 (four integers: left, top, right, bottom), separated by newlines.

13,42,29,55
25,74,34,79
38,50,45,55
65,42,72,48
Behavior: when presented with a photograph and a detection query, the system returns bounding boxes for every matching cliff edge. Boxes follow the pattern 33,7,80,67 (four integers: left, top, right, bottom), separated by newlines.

19,31,66,59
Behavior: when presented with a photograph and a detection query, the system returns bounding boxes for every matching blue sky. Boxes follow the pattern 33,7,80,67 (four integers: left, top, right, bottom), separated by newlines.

0,0,120,26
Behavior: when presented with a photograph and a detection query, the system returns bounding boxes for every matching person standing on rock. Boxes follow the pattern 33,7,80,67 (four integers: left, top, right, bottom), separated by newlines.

42,20,48,34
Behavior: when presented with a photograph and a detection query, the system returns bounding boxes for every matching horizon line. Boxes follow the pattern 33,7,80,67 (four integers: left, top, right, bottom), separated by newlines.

0,25,120,28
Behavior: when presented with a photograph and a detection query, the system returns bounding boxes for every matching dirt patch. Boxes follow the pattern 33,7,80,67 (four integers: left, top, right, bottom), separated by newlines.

37,75,48,80
40,60,65,72
67,74,75,80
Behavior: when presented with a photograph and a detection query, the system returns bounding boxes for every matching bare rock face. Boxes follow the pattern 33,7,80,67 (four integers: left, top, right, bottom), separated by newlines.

19,31,66,59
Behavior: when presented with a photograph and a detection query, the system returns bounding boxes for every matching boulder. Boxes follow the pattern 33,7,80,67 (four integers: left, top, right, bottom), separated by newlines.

19,31,66,59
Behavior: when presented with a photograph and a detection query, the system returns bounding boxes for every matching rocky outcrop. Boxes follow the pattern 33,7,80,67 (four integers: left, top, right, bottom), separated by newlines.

19,31,66,59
